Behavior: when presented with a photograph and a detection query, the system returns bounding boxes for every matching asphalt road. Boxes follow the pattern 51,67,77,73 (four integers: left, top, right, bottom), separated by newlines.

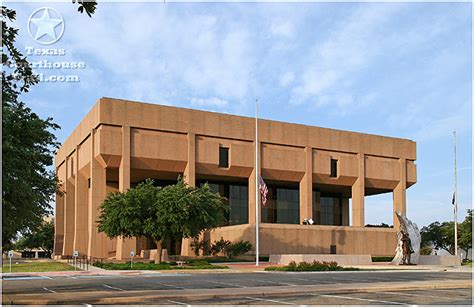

2,270,472,305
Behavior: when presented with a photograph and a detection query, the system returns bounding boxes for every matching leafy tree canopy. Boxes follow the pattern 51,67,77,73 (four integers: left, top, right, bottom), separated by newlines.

1,1,97,250
98,178,228,263
458,209,472,250
421,209,472,254
15,220,55,254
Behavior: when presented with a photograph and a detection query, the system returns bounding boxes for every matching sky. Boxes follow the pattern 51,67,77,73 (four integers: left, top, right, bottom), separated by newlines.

6,1,472,228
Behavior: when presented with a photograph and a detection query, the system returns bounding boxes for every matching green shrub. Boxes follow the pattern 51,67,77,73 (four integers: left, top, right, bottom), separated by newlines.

190,238,200,256
265,260,359,272
223,241,252,259
420,246,432,255
190,238,211,256
371,256,394,262
210,238,231,256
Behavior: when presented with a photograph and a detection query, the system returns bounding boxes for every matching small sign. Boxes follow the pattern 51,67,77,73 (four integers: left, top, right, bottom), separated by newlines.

8,250,13,258
73,250,78,257
130,250,135,257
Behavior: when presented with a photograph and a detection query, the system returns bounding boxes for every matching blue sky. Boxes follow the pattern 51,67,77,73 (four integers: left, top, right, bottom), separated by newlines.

8,1,472,228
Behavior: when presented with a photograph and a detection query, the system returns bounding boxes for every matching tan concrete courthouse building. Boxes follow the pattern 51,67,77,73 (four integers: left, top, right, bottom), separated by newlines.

54,98,417,259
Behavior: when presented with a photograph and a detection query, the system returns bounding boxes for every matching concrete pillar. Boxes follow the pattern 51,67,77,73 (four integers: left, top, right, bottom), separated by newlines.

116,125,136,260
249,141,261,224
341,198,350,226
351,153,365,227
181,132,196,256
184,132,196,187
299,146,313,223
87,129,108,258
73,145,89,255
62,155,75,256
53,173,65,256
393,158,407,230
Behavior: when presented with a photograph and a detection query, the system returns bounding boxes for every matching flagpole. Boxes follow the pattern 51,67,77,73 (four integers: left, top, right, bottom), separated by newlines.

453,131,458,256
255,98,260,266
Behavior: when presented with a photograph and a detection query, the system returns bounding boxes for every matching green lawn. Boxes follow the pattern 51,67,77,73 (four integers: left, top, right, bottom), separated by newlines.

1,260,76,273
461,261,472,267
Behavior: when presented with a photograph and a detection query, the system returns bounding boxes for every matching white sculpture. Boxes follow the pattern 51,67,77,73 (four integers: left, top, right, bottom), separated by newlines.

392,212,421,265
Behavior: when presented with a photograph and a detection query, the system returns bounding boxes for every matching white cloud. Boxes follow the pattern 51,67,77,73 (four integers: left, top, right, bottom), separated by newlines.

190,97,229,108
279,71,295,87
288,4,398,109
270,20,295,38
60,3,255,106
412,114,471,142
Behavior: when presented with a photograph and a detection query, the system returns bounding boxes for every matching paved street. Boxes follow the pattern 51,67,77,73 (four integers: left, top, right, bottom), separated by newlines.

2,270,472,305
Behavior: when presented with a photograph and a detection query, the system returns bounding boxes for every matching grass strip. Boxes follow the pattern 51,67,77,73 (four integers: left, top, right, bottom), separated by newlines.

1,261,76,273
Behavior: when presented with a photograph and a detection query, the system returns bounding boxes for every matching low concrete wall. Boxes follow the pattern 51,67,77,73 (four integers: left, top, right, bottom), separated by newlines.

419,255,461,266
269,254,372,265
210,223,397,256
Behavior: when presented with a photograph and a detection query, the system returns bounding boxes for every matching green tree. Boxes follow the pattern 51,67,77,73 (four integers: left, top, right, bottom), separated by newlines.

458,209,472,251
16,221,55,254
98,178,228,263
421,210,472,254
421,222,445,248
1,2,97,251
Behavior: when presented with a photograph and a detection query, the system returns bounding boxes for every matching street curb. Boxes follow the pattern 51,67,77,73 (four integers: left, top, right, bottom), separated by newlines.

3,279,472,304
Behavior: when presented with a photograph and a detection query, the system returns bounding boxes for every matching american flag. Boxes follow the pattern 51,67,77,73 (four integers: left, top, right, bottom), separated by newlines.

259,176,268,207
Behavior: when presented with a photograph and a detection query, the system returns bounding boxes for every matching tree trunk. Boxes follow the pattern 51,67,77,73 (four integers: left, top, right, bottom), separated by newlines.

154,240,163,264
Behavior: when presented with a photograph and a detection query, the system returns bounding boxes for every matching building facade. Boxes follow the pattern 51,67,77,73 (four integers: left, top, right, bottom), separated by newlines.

54,98,417,259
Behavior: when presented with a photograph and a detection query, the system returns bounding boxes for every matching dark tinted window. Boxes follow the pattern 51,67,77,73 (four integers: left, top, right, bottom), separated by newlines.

330,159,338,177
219,147,229,168
262,186,300,224
198,181,248,225
320,196,343,226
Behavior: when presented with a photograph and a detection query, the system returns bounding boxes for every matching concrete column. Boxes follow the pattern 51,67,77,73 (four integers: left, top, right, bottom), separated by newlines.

53,168,65,256
184,132,196,187
393,158,407,230
62,155,75,256
73,145,89,255
87,129,108,258
299,147,313,223
249,141,261,224
341,198,350,226
181,132,196,257
116,125,136,260
351,153,365,227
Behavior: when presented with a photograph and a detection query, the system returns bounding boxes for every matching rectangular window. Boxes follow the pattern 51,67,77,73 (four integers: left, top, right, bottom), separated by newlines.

198,181,248,226
330,159,338,178
320,197,334,225
87,178,91,188
312,191,320,224
219,147,229,168
320,196,343,226
262,186,300,224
